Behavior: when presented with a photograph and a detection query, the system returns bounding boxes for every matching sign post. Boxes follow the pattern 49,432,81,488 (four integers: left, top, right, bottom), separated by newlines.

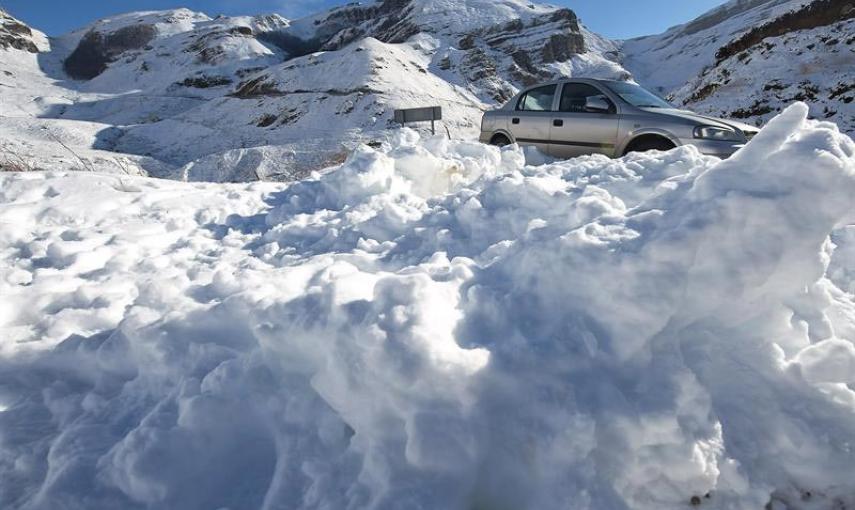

393,106,443,135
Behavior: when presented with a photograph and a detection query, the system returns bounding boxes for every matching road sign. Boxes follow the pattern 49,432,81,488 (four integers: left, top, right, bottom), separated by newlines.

394,106,442,134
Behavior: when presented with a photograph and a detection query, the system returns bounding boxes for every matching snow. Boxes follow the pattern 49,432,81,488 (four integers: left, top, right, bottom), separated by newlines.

620,0,812,95
1,103,855,509
621,0,854,135
0,0,642,181
669,17,855,133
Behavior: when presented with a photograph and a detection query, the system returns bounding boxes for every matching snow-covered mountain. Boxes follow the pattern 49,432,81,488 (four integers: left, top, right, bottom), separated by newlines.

0,0,852,182
622,0,855,131
0,8,48,53
0,2,629,182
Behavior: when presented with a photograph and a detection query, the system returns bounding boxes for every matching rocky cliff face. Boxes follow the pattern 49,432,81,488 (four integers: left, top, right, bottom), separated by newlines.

0,9,44,53
65,25,158,79
252,0,619,103
452,9,589,100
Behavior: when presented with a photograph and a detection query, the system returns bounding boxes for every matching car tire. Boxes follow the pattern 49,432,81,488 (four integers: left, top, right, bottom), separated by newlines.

624,137,676,155
490,134,511,147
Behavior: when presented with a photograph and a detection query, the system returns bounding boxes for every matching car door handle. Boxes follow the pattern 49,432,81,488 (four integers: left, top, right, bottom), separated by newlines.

553,119,564,127
512,118,520,124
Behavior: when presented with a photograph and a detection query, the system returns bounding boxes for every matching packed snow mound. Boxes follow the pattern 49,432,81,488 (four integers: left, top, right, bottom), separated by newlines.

1,104,855,510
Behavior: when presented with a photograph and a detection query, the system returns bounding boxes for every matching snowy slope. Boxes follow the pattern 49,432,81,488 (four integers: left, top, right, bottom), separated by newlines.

0,8,48,53
2,104,855,510
622,0,813,94
0,1,634,181
622,0,855,131
92,0,628,177
0,10,173,177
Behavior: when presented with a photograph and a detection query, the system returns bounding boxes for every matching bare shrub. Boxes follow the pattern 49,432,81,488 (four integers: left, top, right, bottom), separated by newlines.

0,144,34,172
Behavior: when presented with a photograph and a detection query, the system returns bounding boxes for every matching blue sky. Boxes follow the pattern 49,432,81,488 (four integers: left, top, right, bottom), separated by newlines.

4,0,727,39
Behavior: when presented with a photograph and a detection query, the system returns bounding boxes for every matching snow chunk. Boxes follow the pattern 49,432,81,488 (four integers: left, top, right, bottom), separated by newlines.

0,104,854,510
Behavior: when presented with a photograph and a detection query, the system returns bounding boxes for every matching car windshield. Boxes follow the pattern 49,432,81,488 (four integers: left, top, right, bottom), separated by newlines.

605,82,673,109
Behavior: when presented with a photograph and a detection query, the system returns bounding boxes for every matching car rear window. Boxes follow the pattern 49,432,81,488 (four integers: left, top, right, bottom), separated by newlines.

517,85,556,111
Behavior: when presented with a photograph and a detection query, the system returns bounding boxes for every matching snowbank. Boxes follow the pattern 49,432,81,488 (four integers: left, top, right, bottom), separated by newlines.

1,103,854,510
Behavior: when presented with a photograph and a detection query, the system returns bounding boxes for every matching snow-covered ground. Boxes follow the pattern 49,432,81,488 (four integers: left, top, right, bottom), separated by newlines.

2,103,854,509
2,0,852,182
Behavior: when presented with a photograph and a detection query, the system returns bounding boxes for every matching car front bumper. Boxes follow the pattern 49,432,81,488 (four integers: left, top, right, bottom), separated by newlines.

682,139,747,158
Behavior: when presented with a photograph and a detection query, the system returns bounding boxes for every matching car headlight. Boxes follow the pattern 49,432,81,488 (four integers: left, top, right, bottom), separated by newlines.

693,126,743,142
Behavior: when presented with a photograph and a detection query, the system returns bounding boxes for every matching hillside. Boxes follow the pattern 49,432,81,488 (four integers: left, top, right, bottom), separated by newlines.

0,0,852,181
0,2,629,182
622,0,855,131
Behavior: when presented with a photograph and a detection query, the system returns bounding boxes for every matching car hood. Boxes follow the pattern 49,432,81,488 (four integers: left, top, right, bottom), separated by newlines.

643,108,760,133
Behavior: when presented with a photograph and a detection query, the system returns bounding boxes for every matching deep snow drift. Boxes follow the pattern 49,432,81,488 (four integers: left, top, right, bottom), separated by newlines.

1,103,855,510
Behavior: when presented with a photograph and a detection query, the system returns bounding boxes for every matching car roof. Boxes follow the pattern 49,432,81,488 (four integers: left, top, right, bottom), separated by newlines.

518,78,626,93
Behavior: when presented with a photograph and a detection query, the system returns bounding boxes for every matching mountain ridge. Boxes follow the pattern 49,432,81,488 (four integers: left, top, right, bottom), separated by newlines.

0,0,851,182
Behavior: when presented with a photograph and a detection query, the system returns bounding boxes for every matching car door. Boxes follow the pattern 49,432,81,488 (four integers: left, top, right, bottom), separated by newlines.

549,82,620,158
508,84,557,154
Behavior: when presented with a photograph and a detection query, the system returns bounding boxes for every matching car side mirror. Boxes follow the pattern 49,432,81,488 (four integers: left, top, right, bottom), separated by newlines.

585,96,611,113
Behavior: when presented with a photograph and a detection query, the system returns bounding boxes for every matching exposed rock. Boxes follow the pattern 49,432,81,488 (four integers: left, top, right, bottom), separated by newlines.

715,0,855,63
257,31,321,58
458,34,476,50
730,100,775,118
187,25,255,64
255,113,277,127
233,76,282,98
460,48,497,82
541,32,586,63
65,25,157,79
445,7,592,100
0,10,40,53
176,75,233,88
259,0,417,56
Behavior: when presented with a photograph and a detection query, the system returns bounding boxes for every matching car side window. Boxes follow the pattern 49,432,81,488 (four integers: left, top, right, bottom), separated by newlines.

560,83,614,113
517,85,557,112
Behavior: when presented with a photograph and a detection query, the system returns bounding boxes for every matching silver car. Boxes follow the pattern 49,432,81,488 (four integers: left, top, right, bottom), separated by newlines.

479,78,759,159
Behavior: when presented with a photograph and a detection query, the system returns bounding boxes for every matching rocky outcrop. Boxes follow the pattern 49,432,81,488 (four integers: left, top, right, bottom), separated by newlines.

715,0,855,63
452,8,589,100
253,1,597,103
0,10,40,53
670,10,854,134
259,0,419,57
475,9,586,61
187,25,254,64
65,25,157,79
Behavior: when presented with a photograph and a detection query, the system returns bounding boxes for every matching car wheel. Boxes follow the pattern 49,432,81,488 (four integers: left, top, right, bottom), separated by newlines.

624,136,676,155
490,134,511,147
